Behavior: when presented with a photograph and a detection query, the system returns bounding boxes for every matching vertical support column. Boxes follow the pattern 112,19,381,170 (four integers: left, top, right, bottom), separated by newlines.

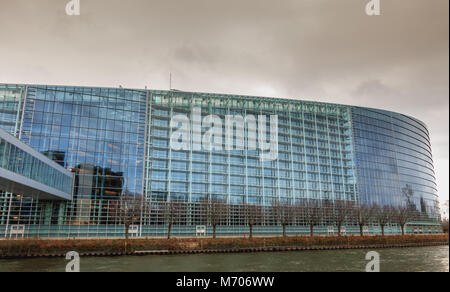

227,103,232,205
188,96,194,205
244,104,249,206
301,105,309,201
260,104,266,206
140,90,151,237
325,110,336,203
58,202,65,226
347,107,360,204
167,94,173,203
4,193,12,238
17,85,28,140
314,109,323,204
13,87,23,138
144,92,153,201
288,106,296,204
245,104,252,230
207,101,213,229
337,109,347,202
43,202,52,226
341,107,358,203
275,105,281,203
187,97,194,228
142,90,150,198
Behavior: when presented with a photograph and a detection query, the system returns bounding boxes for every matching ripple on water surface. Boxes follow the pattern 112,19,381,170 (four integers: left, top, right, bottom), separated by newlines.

0,246,448,272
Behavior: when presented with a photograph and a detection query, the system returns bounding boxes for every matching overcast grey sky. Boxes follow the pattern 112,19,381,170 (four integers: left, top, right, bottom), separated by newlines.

0,0,448,206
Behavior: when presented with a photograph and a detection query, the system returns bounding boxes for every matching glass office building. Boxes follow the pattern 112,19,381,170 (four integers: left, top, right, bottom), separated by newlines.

0,84,441,237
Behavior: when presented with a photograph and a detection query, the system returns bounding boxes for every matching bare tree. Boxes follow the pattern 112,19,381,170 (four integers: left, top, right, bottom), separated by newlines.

207,198,228,239
354,204,375,236
119,195,144,240
442,218,449,234
243,203,263,238
393,205,411,235
118,194,144,253
272,199,295,237
163,201,186,239
374,205,394,236
302,200,322,237
332,200,355,236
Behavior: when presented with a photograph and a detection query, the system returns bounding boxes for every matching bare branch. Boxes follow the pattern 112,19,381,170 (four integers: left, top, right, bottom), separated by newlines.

393,205,411,235
243,203,264,238
354,203,375,236
331,200,356,236
271,199,295,237
207,197,228,238
163,200,187,239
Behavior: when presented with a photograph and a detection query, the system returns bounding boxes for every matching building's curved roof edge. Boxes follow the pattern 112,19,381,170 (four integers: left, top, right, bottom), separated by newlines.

0,82,430,130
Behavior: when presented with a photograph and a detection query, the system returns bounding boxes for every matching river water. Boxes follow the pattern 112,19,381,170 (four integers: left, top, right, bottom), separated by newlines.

0,245,448,272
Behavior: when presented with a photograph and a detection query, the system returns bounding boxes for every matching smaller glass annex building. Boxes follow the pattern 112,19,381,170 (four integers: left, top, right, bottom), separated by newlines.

0,127,73,200
0,83,442,238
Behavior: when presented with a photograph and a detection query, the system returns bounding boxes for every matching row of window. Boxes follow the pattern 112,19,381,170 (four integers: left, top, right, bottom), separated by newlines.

149,181,355,194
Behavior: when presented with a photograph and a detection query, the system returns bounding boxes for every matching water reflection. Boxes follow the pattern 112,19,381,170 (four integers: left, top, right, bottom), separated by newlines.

0,246,448,272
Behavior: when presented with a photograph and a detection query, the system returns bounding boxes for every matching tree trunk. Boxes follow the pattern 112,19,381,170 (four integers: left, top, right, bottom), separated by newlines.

401,225,405,236
249,224,253,238
359,225,364,237
168,223,172,239
283,224,286,237
310,224,314,237
125,223,129,241
213,224,217,239
124,224,129,253
381,225,385,236
338,223,342,237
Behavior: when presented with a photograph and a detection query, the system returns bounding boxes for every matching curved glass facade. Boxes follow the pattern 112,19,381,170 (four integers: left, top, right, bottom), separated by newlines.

352,107,440,221
0,84,442,237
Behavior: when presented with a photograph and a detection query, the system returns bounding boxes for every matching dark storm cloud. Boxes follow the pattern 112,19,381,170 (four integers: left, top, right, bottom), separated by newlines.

0,0,448,202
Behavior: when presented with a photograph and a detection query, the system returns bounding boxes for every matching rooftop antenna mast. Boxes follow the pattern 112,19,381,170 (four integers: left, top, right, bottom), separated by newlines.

169,73,172,90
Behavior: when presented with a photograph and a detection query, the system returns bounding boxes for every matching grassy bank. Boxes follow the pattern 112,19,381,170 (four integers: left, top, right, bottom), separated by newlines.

0,234,448,257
